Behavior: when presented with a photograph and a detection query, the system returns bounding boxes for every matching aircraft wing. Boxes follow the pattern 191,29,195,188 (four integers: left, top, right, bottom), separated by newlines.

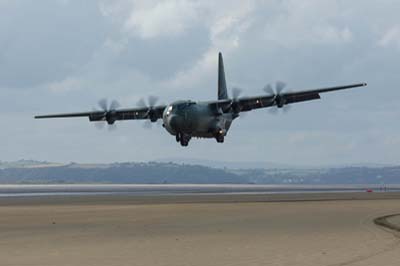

216,83,367,113
35,105,167,123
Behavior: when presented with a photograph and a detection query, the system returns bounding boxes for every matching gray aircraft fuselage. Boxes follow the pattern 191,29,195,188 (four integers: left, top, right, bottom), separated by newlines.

163,100,234,140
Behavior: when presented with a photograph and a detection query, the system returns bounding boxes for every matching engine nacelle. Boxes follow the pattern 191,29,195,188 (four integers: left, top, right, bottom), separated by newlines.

105,111,117,124
275,95,286,108
148,109,158,122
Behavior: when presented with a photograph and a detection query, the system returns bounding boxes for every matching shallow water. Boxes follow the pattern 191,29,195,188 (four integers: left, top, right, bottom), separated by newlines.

0,184,398,197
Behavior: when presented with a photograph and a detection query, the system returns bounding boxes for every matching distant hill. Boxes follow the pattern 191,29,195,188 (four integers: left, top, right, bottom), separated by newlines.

0,160,61,169
155,158,294,169
155,158,396,170
241,166,400,184
0,160,399,184
0,162,247,184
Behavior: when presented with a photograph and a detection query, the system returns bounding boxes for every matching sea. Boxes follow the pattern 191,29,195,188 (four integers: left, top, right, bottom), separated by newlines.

0,184,399,197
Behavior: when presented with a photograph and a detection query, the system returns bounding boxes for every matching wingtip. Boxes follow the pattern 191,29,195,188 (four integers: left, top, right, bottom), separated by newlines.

363,82,367,86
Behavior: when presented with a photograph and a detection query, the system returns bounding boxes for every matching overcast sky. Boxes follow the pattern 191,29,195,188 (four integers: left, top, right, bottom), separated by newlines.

0,0,399,166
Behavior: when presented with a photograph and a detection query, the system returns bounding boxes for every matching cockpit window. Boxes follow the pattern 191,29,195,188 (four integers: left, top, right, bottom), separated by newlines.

166,106,173,115
171,101,195,112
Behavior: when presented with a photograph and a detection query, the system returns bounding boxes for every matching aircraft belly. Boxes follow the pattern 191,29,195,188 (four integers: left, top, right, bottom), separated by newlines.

191,114,233,138
191,116,215,138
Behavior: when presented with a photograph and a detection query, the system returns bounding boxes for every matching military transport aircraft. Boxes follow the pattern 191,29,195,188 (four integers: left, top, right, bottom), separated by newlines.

35,53,366,146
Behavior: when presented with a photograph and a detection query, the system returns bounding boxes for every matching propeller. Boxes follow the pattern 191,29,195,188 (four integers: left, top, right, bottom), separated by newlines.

94,98,120,130
137,95,159,109
232,87,243,100
137,95,161,129
230,87,243,114
263,81,291,113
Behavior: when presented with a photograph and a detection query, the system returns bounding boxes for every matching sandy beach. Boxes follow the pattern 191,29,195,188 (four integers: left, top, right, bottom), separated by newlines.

0,193,399,266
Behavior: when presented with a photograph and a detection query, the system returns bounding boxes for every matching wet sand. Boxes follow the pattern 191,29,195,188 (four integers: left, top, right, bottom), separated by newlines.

388,215,400,229
0,193,399,266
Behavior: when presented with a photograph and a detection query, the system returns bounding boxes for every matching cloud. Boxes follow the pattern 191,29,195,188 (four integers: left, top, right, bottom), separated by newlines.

263,0,353,47
123,0,200,39
98,0,256,91
0,1,108,89
378,25,400,49
47,77,85,93
163,1,255,90
1,0,400,165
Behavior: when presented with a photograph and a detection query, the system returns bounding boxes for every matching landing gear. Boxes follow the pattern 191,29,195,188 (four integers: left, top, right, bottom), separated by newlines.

215,128,225,143
176,133,191,146
180,138,189,146
180,134,191,146
216,134,224,143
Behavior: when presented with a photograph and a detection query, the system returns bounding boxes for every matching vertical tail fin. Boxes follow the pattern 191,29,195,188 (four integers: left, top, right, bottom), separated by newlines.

218,52,228,100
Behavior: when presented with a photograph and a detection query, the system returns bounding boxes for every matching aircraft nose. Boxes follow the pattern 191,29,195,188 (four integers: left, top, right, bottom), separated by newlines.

168,114,184,131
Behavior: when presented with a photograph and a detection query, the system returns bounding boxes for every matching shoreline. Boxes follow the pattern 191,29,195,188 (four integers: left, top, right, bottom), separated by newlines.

1,191,400,206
